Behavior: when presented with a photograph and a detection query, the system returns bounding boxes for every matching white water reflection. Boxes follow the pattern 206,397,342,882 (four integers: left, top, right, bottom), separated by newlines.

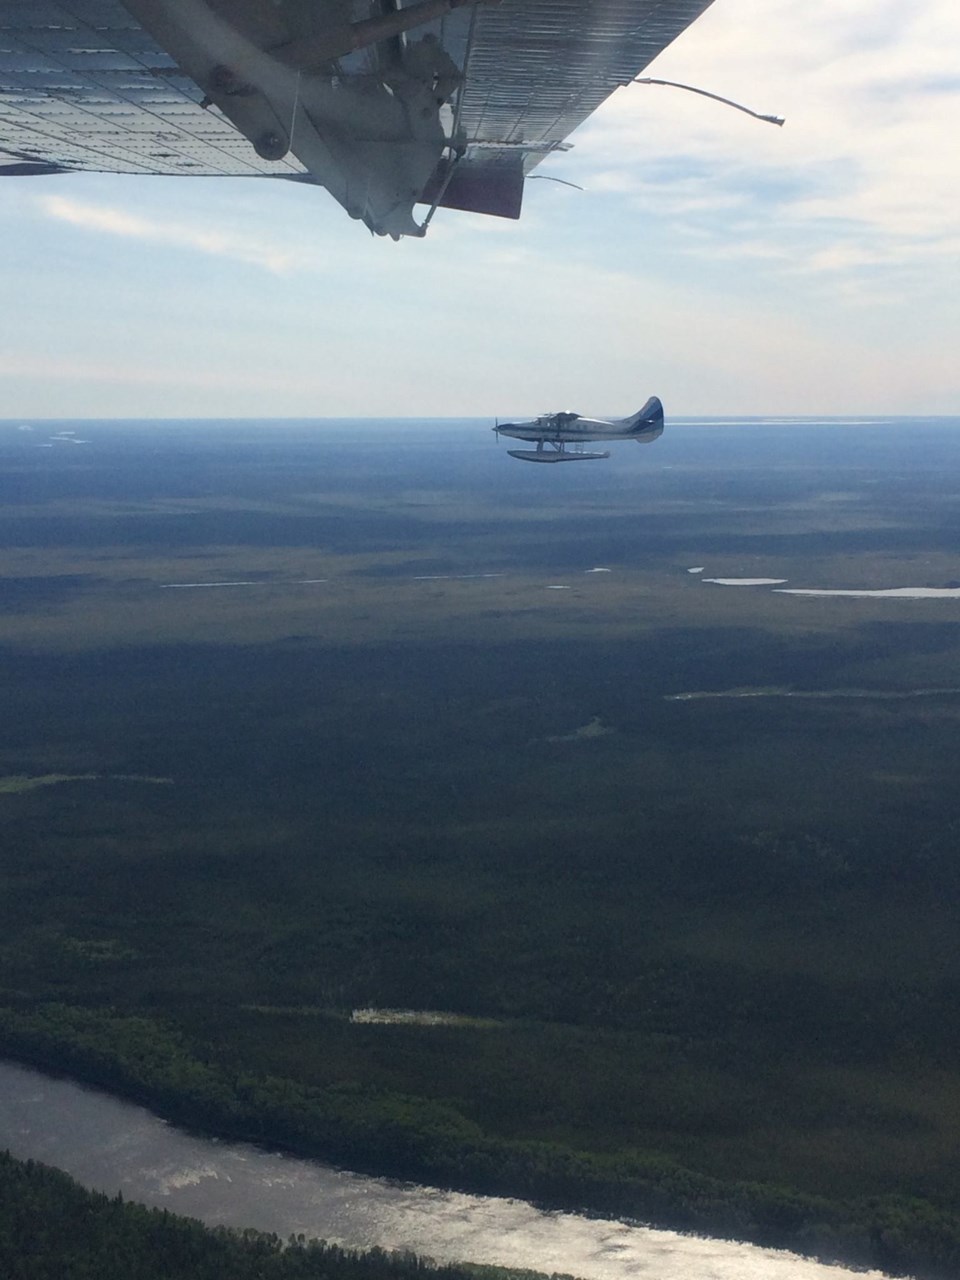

666,687,960,702
0,1061,897,1280
776,587,960,598
160,579,330,589
696,576,960,599
161,580,261,588
703,578,789,586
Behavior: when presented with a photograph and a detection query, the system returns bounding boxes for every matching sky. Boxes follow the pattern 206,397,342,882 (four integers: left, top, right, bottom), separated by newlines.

2,0,958,419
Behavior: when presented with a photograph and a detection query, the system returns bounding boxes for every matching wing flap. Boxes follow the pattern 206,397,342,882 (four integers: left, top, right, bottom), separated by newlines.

452,0,718,174
420,151,524,219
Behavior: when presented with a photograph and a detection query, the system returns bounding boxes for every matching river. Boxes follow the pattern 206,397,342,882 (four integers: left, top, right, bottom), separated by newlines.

0,1060,899,1280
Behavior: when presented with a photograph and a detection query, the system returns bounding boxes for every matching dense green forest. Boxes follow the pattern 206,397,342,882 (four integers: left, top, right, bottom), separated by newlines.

4,421,960,1279
0,1150,557,1280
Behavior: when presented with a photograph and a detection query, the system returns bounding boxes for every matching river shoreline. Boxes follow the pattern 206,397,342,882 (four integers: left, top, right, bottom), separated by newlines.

0,1053,903,1280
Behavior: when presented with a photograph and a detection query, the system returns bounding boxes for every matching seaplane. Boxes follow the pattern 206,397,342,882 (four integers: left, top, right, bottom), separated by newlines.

494,397,664,463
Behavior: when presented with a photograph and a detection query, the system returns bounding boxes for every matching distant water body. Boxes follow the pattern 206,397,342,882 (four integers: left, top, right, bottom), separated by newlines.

0,1061,896,1280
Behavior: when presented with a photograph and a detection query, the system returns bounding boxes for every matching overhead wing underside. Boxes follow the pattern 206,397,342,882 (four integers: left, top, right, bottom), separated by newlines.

0,0,717,236
423,0,717,219
0,1,305,179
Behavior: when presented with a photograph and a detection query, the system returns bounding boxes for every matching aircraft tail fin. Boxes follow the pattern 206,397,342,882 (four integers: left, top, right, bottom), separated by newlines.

625,396,664,442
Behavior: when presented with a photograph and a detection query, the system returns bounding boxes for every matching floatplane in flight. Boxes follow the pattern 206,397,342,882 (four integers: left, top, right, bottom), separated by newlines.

494,396,664,463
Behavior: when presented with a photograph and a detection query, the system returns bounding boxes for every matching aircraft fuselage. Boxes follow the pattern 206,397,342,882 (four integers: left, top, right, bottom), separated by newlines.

497,415,649,443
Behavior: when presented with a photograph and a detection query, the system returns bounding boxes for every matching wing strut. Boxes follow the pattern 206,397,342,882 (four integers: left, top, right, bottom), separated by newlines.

419,0,482,232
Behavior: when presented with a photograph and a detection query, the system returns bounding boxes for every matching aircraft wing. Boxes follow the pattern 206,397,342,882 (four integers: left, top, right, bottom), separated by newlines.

0,1,307,182
421,0,718,219
0,1,717,235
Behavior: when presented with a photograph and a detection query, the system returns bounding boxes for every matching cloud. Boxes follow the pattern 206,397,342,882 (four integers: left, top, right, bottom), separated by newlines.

3,0,958,417
0,351,319,394
559,0,960,284
37,194,307,273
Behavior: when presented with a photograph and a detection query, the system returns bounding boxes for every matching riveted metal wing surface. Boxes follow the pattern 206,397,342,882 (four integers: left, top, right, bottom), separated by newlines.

0,1,306,178
421,0,717,220
0,1,716,237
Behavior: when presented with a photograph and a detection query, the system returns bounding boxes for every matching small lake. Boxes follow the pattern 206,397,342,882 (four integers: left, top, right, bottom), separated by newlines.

0,1060,897,1280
